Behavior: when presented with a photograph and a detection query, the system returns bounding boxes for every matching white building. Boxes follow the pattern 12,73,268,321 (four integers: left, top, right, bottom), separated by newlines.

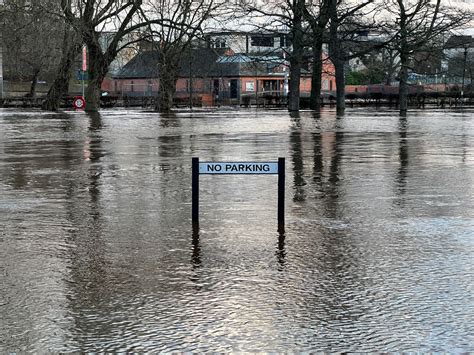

205,30,290,55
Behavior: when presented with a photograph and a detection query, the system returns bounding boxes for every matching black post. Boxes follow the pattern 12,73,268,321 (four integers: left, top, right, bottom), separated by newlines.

192,157,199,225
461,46,468,100
278,157,285,228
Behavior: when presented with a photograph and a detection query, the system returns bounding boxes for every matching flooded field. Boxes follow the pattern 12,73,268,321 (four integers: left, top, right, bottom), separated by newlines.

1,107,473,352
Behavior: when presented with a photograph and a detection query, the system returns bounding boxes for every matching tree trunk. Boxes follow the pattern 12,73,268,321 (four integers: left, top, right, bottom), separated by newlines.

157,75,177,113
334,57,345,114
42,31,80,111
156,53,179,113
310,37,324,110
399,14,409,116
385,50,397,85
288,0,305,112
288,59,302,112
85,72,104,112
328,0,345,115
399,55,409,115
306,0,329,111
84,41,109,112
28,68,40,97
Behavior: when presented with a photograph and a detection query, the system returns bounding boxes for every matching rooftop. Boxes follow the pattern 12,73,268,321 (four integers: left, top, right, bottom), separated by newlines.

444,35,474,49
113,48,302,79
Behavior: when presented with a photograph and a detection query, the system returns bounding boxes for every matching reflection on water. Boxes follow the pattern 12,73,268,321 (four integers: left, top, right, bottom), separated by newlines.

290,115,306,202
192,225,201,268
1,108,474,352
276,229,286,272
397,117,408,197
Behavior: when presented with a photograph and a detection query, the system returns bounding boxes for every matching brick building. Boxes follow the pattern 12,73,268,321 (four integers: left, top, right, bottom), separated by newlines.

108,47,336,106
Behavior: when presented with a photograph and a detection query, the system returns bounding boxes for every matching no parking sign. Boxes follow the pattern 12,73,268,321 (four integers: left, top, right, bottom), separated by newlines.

73,96,86,110
192,157,285,228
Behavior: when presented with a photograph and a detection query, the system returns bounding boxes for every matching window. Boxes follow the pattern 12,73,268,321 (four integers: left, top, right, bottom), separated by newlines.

251,36,274,47
211,37,226,48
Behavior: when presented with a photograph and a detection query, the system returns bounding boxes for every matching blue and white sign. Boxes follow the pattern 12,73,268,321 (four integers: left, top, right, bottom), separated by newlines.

199,162,279,174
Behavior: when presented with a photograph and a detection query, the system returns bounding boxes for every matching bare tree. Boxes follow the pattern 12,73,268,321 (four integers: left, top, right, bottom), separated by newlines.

0,0,64,97
239,0,307,111
304,0,330,110
287,0,306,112
382,47,400,85
327,0,380,114
348,47,400,85
384,0,472,115
56,0,153,111
446,47,474,90
41,25,82,111
143,0,229,113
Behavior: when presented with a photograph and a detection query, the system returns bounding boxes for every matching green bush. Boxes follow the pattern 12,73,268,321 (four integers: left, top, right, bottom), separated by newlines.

346,69,385,85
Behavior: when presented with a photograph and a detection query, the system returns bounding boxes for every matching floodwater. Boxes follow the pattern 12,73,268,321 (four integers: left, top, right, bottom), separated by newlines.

0,107,473,352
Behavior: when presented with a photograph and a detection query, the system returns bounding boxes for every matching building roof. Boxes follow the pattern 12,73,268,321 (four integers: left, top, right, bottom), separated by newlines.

444,35,474,49
217,54,283,64
114,47,229,79
113,47,302,79
205,30,290,36
114,50,160,79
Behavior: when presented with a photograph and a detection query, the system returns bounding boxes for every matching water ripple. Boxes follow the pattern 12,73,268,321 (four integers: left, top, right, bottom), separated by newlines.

1,108,473,352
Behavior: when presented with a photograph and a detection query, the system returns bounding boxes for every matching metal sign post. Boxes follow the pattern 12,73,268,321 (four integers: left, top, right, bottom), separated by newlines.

192,157,199,225
192,157,285,228
278,157,285,226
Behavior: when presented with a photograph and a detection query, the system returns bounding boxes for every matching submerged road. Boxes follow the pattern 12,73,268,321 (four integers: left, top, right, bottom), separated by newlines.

0,107,473,352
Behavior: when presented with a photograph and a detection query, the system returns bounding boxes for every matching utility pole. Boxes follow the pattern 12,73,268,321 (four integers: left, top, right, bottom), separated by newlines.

189,45,193,110
461,46,468,100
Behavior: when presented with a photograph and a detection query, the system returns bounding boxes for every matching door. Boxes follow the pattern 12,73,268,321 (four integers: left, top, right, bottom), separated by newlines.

230,79,238,99
213,79,220,96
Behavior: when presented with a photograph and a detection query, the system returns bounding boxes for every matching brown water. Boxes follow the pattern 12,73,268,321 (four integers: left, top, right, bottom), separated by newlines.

0,107,473,352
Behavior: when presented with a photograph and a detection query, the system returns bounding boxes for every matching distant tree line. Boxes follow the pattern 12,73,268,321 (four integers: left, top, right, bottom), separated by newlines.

0,0,472,115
